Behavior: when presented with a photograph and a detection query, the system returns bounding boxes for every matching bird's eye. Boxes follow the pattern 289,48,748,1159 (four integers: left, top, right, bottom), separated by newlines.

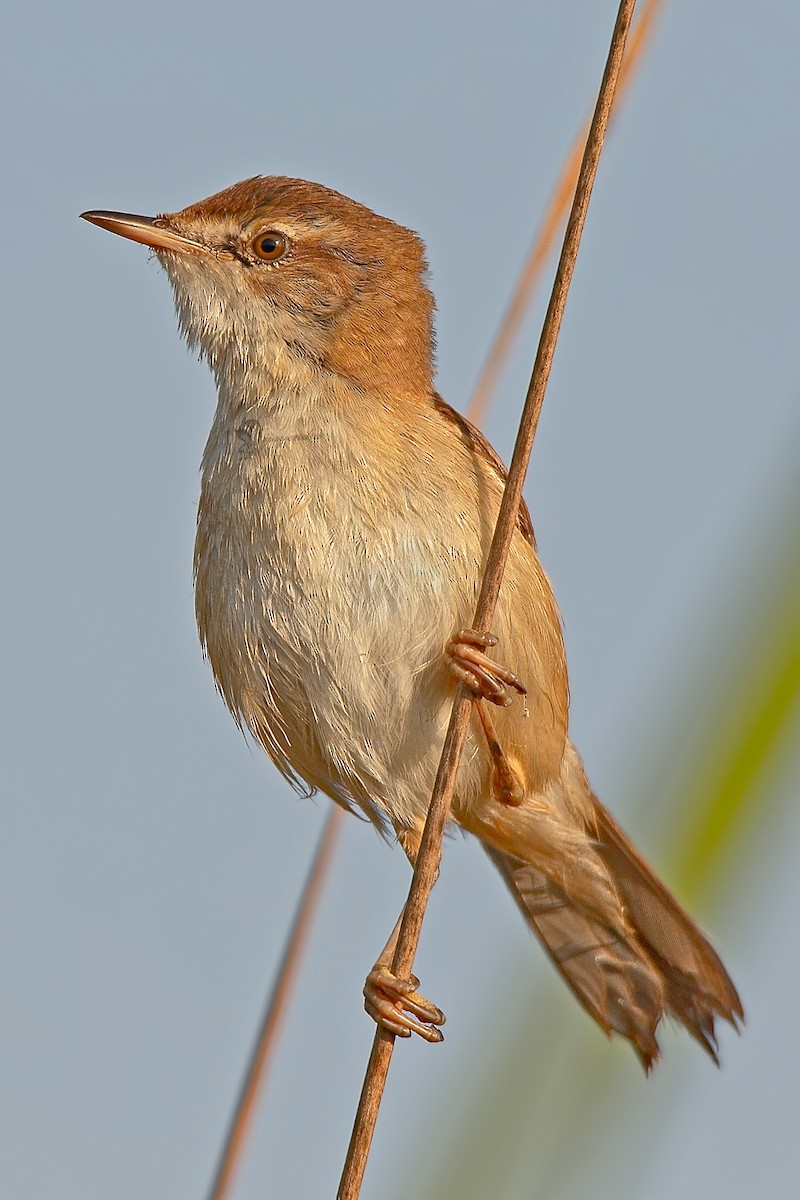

252,231,289,262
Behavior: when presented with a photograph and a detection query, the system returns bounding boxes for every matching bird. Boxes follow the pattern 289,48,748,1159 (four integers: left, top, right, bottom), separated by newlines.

81,176,742,1070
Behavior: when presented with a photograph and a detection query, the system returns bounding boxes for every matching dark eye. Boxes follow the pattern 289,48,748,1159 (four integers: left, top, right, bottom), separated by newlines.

252,231,288,262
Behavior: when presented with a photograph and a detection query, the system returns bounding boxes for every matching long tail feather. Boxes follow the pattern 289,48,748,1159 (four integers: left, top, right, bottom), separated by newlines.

487,847,665,1069
590,801,744,1059
486,799,742,1069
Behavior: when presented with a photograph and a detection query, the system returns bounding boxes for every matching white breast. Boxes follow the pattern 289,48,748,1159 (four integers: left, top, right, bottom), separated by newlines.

194,382,483,833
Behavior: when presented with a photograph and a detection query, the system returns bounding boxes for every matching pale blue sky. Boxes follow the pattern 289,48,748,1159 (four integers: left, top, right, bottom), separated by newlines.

2,2,799,1197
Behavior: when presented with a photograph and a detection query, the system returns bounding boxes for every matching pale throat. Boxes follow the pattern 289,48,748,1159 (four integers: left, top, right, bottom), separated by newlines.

198,320,389,501
165,271,331,425
162,252,431,488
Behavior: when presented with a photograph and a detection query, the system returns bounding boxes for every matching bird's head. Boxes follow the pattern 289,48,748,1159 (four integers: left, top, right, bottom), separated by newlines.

82,176,436,402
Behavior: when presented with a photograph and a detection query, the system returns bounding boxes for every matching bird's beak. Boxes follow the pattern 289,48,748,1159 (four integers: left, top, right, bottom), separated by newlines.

80,210,211,256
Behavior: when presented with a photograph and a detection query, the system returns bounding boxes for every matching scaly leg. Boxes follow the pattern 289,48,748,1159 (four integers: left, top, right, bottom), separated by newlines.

475,700,524,807
362,826,446,1043
445,628,526,807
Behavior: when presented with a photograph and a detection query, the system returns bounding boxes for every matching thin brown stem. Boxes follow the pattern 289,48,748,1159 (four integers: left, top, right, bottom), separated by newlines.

337,2,638,1196
467,0,663,427
205,805,344,1200
207,5,656,1194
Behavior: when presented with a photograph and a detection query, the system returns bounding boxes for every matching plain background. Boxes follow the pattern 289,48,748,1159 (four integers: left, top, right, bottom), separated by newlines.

2,2,799,1197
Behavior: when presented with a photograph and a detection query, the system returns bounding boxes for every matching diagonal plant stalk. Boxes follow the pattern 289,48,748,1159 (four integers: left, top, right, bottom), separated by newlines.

468,0,665,429
337,3,638,1196
204,4,662,1196
467,0,661,438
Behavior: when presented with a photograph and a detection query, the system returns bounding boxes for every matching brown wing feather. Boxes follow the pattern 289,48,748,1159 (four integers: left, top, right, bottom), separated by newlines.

431,394,537,549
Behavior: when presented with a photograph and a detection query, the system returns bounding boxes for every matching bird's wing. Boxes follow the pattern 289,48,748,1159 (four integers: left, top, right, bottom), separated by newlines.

431,394,537,550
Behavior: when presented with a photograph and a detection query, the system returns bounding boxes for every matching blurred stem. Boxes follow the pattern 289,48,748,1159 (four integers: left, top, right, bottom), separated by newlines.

205,806,343,1200
467,0,665,427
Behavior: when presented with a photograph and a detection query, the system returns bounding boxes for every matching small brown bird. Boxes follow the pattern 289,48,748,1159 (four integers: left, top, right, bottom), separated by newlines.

81,177,742,1070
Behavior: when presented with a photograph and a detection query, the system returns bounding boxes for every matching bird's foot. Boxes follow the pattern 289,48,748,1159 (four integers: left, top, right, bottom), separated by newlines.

445,629,526,707
445,629,526,807
364,965,445,1043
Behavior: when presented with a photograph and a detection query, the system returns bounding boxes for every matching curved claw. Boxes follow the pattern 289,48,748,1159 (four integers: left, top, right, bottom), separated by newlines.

445,628,526,707
364,965,446,1043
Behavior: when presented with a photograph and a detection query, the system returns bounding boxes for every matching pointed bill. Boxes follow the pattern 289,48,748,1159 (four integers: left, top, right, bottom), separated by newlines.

80,210,210,256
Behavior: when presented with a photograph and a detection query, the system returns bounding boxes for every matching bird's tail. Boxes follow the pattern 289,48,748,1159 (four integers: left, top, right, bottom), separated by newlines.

484,795,743,1071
